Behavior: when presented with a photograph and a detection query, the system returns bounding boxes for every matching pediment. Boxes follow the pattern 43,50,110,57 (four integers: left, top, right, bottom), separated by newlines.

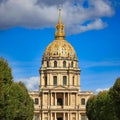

52,85,68,90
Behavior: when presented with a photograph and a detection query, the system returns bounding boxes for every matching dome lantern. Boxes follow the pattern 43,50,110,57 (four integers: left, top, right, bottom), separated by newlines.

55,8,65,40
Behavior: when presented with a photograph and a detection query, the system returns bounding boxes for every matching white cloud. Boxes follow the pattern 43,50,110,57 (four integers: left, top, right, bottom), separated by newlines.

96,87,110,93
16,76,39,91
0,0,114,34
69,19,107,34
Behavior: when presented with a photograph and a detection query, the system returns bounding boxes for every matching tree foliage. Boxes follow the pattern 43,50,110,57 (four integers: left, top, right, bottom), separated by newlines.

109,77,120,119
86,78,120,120
0,57,34,120
0,57,13,85
86,95,97,120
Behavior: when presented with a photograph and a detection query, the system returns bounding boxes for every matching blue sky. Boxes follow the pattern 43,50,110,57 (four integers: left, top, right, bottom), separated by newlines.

0,0,120,92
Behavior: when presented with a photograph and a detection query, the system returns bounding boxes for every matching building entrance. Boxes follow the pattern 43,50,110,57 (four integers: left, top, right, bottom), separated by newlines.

57,118,63,120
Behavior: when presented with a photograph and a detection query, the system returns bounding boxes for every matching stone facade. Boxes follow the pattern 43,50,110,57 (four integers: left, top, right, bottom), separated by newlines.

29,8,93,120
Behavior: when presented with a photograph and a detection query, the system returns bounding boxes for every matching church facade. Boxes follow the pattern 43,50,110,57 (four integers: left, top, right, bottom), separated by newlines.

29,9,93,120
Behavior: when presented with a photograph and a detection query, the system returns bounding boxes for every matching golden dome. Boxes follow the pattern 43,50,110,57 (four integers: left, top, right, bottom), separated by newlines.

43,8,77,59
44,39,77,58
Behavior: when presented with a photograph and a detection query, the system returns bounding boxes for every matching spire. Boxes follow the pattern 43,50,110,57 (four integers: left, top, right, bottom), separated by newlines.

58,7,62,24
55,7,65,40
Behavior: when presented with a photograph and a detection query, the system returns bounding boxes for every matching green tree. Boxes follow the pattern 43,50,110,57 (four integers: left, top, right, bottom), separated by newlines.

3,82,34,120
86,95,97,120
109,77,120,119
0,57,13,85
86,91,118,120
0,57,13,119
0,57,34,120
95,91,117,120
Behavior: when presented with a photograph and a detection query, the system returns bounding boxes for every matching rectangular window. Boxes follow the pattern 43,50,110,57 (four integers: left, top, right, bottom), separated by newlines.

72,76,74,85
57,98,63,105
81,115,87,120
53,76,57,85
34,114,39,120
81,98,85,105
63,76,67,85
45,76,47,86
34,98,39,105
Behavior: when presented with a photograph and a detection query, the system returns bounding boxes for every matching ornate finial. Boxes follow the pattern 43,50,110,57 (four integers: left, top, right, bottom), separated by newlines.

55,6,65,40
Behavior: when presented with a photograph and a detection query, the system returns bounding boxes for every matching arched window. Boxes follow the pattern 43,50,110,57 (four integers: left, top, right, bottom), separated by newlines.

34,98,39,105
47,61,49,67
63,61,66,68
53,76,57,85
81,98,85,105
63,76,67,85
54,61,57,67
72,76,74,85
71,61,73,67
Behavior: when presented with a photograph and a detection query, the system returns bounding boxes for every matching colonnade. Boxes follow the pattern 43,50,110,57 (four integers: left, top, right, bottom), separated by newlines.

42,92,78,107
40,111,83,120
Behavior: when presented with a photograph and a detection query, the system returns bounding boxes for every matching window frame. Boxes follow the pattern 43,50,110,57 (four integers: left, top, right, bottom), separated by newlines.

72,76,74,85
63,76,67,85
45,76,47,86
54,61,57,67
71,61,73,67
81,98,85,105
34,98,39,105
57,98,63,105
81,115,87,120
63,61,66,68
34,114,39,120
53,76,57,85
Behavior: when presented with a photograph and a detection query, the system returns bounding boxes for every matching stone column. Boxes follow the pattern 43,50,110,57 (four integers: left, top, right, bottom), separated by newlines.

76,93,77,107
39,113,41,120
76,113,77,120
78,112,80,120
42,112,44,120
50,92,52,106
69,112,71,120
47,73,49,86
68,112,69,120
64,93,65,106
48,112,50,120
50,112,52,120
69,93,71,106
63,113,65,120
42,92,44,106
68,93,69,106
55,112,56,120
40,73,42,88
